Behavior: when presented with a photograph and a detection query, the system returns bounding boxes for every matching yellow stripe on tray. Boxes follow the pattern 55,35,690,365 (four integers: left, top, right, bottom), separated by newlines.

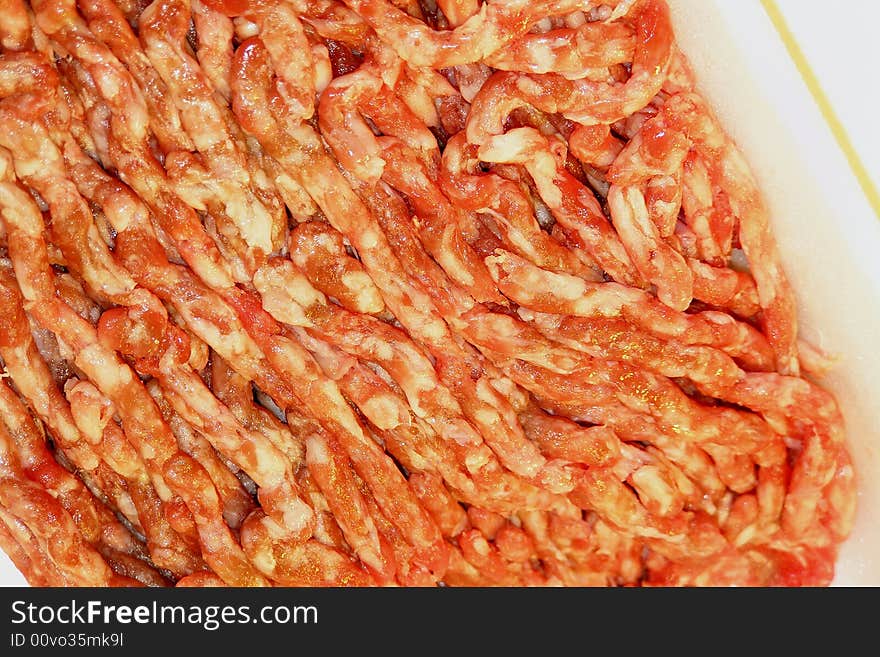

761,0,880,220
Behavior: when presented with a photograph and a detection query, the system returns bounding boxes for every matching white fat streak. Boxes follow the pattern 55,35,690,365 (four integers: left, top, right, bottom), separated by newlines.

474,407,501,428
252,443,286,488
564,10,587,28
533,17,553,33
464,451,491,473
441,416,483,447
407,361,446,396
190,252,235,289
474,375,504,406
528,153,564,209
507,228,541,258
437,250,475,288
362,335,395,362
401,79,441,129
66,383,111,443
258,514,290,542
0,187,39,238
340,270,383,312
553,276,586,299
271,337,308,378
694,213,713,241
572,288,626,317
253,267,315,327
360,394,405,431
233,16,259,39
407,309,449,343
483,253,507,280
249,542,277,573
311,44,332,94
285,270,326,308
541,266,587,302
275,173,314,216
305,434,329,466
733,523,758,548
240,198,276,254
404,368,450,419
0,149,12,179
701,311,734,327
282,497,314,535
630,465,674,509
479,132,526,165
313,231,337,251
359,228,380,250
687,159,713,206
320,379,364,439
624,186,655,234
77,343,134,391
13,139,59,178
187,313,252,358
525,39,558,73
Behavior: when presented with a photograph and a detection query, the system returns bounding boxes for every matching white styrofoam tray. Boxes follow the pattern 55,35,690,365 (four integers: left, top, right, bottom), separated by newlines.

1,0,877,586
